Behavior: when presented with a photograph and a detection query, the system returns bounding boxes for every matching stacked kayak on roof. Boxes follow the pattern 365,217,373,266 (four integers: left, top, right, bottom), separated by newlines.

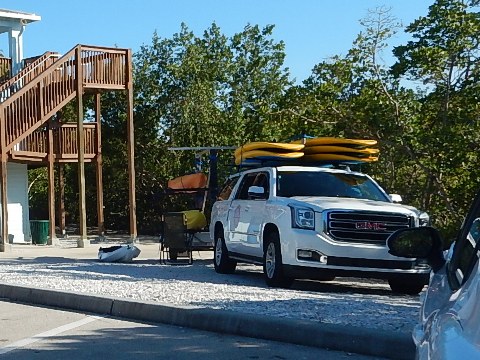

234,142,305,165
297,137,379,163
234,137,379,166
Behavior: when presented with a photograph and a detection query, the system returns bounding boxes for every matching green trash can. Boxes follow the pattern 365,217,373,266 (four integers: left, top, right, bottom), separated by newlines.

30,220,49,245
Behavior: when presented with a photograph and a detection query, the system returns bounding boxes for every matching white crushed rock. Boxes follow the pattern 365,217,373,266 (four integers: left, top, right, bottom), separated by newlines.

0,245,421,334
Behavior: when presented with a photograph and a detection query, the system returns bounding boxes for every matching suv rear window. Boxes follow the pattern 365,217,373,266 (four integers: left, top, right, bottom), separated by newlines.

217,175,240,201
277,171,389,202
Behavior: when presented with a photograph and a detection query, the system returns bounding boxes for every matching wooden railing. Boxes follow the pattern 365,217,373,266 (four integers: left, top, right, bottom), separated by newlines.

54,123,96,158
82,46,128,89
17,127,47,154
0,52,60,101
14,123,97,160
0,45,129,154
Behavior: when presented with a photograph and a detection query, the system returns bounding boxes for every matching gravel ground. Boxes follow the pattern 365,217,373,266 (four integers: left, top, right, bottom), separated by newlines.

0,238,422,334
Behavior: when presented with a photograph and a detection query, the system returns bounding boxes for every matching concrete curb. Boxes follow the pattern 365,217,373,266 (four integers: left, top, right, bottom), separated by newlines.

0,283,415,359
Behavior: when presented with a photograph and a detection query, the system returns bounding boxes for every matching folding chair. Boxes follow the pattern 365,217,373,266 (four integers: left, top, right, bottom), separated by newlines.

160,212,193,264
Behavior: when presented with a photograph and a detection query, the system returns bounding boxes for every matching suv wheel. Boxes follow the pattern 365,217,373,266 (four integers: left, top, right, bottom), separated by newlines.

388,275,427,295
214,229,237,274
263,232,293,288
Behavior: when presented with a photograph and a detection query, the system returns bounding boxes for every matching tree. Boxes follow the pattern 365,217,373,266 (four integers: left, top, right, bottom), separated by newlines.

228,24,292,142
102,22,291,232
392,0,480,235
285,7,424,198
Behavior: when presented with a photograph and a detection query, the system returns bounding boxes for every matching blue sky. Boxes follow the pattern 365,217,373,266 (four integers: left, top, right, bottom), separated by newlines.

1,0,432,82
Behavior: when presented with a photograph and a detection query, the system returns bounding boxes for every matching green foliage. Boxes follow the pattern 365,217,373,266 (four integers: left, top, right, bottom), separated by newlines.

100,22,291,233
388,0,480,237
28,168,48,220
272,0,480,238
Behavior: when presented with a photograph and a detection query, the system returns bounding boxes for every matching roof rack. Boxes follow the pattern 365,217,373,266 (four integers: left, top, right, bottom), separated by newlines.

233,158,365,172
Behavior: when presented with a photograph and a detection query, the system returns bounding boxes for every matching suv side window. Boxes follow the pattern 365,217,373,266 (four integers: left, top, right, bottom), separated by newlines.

251,172,270,199
235,173,257,200
448,193,480,289
217,175,240,201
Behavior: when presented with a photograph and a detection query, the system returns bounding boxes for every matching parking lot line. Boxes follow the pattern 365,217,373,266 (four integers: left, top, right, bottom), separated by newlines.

0,315,104,355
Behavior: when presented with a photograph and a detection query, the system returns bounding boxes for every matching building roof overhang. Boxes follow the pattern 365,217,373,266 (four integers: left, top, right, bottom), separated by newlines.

0,9,40,34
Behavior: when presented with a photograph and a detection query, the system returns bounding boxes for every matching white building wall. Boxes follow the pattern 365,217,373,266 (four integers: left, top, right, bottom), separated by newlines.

4,163,29,243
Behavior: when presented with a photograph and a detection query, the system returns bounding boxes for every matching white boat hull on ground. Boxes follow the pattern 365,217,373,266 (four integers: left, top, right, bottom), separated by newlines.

98,245,141,262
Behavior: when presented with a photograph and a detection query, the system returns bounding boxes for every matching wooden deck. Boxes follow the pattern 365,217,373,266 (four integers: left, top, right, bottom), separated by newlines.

10,123,97,162
0,45,129,161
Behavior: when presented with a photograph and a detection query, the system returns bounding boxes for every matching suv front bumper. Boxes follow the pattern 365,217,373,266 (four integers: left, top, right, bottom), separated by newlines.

279,227,431,277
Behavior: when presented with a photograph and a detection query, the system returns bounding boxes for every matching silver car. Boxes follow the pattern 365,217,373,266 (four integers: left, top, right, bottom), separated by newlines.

387,190,480,359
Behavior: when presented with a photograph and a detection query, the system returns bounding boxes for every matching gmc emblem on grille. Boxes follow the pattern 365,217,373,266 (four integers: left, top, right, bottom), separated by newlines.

355,222,387,231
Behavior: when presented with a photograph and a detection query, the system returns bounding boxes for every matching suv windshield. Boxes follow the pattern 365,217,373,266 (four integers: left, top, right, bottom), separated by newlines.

277,171,390,202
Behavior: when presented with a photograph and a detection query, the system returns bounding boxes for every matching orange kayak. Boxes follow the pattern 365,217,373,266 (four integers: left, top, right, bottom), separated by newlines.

168,173,208,192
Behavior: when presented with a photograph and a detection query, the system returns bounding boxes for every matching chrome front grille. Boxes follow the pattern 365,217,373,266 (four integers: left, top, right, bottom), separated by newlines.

326,211,412,244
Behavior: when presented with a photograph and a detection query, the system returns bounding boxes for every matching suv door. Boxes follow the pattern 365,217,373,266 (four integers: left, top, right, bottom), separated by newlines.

226,171,270,260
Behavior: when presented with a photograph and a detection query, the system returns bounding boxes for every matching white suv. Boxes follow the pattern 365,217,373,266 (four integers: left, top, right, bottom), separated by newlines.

210,165,431,294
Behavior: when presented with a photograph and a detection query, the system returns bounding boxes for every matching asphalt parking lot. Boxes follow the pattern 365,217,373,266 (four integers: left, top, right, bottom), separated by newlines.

0,238,418,359
0,300,388,360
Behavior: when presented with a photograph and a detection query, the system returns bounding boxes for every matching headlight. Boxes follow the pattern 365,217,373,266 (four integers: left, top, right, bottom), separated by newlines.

419,212,430,227
289,205,315,230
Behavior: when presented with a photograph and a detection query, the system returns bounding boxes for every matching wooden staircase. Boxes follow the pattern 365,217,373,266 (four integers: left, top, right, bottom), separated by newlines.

0,45,131,163
0,44,136,251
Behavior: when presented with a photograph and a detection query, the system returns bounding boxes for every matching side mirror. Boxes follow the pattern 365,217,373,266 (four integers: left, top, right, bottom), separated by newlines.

248,185,265,199
390,194,402,203
387,226,446,272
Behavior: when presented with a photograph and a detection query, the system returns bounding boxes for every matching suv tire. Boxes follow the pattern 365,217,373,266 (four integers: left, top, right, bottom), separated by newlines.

214,229,237,274
263,232,293,288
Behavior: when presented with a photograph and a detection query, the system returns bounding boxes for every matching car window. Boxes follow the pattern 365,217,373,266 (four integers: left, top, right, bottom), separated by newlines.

276,171,389,202
448,193,480,289
217,175,240,201
235,172,268,200
252,173,270,199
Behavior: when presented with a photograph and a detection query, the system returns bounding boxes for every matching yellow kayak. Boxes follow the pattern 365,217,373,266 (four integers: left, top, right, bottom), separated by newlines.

304,145,380,155
292,137,378,149
235,149,304,165
181,210,207,231
302,153,379,162
235,142,305,157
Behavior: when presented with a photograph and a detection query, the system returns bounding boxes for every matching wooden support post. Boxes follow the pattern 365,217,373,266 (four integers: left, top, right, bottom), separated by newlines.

75,46,88,247
58,163,66,238
126,49,137,242
0,112,8,252
95,93,104,238
0,161,7,252
56,112,66,238
47,121,57,245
